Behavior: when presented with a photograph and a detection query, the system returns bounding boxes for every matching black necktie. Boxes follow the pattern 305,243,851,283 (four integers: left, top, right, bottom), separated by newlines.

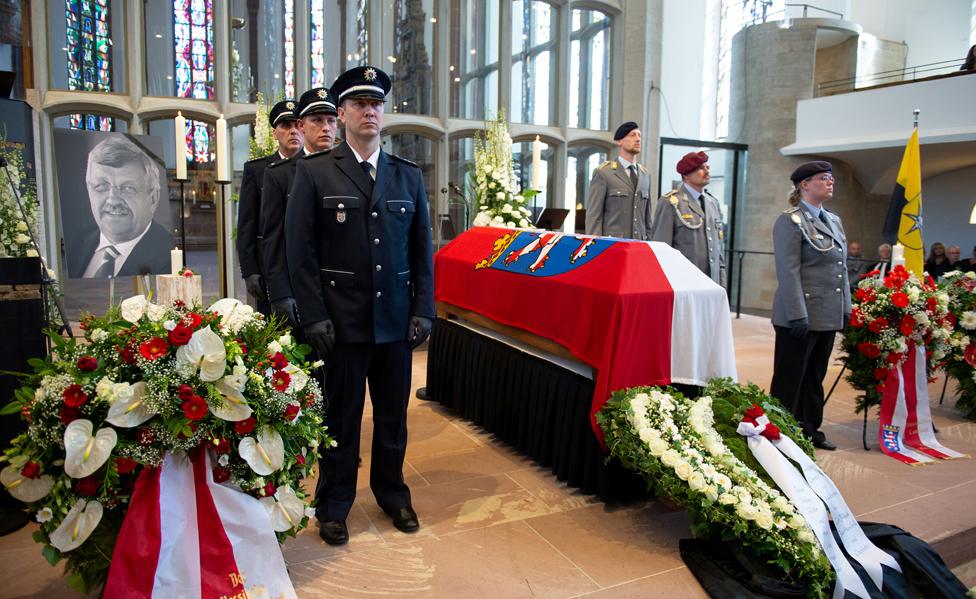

819,211,829,226
698,194,706,213
360,160,374,194
629,165,638,190
92,246,119,278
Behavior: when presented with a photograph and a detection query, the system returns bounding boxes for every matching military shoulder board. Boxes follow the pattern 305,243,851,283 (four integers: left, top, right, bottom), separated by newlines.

268,157,290,168
303,149,331,159
391,154,419,168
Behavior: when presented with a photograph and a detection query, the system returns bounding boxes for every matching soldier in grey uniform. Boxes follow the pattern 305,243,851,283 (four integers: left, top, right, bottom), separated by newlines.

650,151,726,286
770,161,850,450
584,121,652,240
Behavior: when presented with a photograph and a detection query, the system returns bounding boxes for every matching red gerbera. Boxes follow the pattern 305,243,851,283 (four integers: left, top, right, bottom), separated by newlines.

63,384,88,408
20,461,40,479
167,325,193,346
235,417,257,435
867,317,888,334
271,352,289,370
139,337,169,361
271,370,291,392
855,287,876,303
115,457,138,474
858,342,882,359
181,395,208,420
76,356,98,372
899,314,915,337
891,292,909,309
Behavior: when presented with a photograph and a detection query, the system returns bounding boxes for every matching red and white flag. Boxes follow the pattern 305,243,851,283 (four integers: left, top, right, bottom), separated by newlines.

104,448,297,598
878,343,966,465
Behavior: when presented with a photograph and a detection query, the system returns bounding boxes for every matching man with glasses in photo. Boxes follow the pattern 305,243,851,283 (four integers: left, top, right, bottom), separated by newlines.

770,161,850,451
69,136,172,278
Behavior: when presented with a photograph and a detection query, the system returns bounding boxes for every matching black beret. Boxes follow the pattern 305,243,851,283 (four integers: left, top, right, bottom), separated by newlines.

269,100,298,127
613,121,639,141
297,87,338,117
677,151,709,175
790,161,833,184
331,66,392,104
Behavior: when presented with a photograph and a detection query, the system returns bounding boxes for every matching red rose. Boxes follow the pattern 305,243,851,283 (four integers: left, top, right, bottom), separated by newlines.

262,482,277,497
271,370,291,392
118,344,136,364
867,317,888,334
964,344,976,367
167,325,193,346
139,337,169,361
183,313,203,329
271,352,289,370
891,292,910,308
76,356,98,372
20,461,40,479
899,315,915,337
237,339,248,354
858,342,881,359
177,384,195,401
181,395,208,420
62,384,88,408
213,438,231,454
235,417,256,435
295,454,306,466
761,422,781,441
212,466,231,483
182,269,194,278
115,457,138,474
884,352,903,365
283,403,301,421
75,475,101,497
60,405,81,424
873,368,889,381
946,313,958,328
743,404,764,421
136,427,155,446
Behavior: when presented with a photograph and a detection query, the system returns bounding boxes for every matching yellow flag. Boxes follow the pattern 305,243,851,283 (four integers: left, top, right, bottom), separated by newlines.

882,129,923,277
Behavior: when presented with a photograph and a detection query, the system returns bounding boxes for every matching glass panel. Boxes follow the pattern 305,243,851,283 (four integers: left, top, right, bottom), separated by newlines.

447,135,475,242
49,0,126,96
231,122,252,303
310,0,366,88
569,8,610,130
54,114,128,133
145,0,214,98
380,0,435,115
0,1,30,98
567,144,608,231
229,0,296,103
512,138,553,212
511,0,556,125
450,0,499,120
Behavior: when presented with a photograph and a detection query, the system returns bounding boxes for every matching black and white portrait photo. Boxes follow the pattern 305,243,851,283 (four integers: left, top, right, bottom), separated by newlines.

56,130,173,279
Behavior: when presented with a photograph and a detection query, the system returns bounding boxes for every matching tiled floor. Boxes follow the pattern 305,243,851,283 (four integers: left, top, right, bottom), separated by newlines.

2,314,975,598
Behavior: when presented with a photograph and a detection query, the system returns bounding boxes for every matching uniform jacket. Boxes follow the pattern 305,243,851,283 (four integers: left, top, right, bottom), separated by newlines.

771,203,851,331
584,160,652,240
650,186,726,286
260,149,309,303
66,221,172,278
285,142,435,344
237,154,274,278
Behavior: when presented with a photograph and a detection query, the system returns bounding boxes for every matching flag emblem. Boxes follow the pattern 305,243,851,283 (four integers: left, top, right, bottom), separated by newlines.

881,424,901,452
475,231,613,276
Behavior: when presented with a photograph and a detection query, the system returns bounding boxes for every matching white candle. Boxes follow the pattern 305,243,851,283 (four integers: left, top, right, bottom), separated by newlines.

891,243,906,268
175,111,187,181
531,136,543,190
216,114,229,182
171,247,183,275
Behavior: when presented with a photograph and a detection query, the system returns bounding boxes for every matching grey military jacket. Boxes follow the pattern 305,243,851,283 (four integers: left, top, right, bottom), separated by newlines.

650,186,726,286
771,203,851,331
584,160,652,240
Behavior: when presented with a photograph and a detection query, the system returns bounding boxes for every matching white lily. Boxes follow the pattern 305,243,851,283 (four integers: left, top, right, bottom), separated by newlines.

212,374,253,421
120,295,148,323
49,500,103,552
63,419,117,479
238,428,285,475
175,326,227,382
259,485,306,532
105,382,157,428
0,464,55,502
208,298,256,334
145,302,167,322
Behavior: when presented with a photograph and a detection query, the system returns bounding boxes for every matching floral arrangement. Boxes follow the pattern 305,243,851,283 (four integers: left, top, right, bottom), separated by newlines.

0,295,330,593
938,270,976,418
248,91,282,160
598,382,832,596
840,265,952,413
471,112,537,229
0,132,39,258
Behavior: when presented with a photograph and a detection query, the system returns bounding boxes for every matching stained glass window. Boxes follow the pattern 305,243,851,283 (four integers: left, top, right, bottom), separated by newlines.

311,0,366,88
310,0,326,87
284,0,296,98
66,0,114,130
174,0,214,101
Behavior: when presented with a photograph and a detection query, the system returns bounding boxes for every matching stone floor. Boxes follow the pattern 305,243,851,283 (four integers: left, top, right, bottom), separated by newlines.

2,314,975,598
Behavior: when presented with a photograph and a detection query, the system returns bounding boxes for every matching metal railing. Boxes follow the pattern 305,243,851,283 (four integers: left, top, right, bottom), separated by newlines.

731,249,775,319
817,58,968,96
746,3,844,26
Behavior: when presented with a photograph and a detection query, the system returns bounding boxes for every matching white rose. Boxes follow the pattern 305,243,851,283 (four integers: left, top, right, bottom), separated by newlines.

501,203,512,214
798,530,816,544
718,492,737,505
95,377,115,399
120,295,148,323
495,192,505,200
674,461,693,481
473,211,492,227
14,233,29,244
519,219,529,228
661,449,680,467
492,215,505,224
771,496,792,513
736,502,757,521
688,472,706,491
638,428,655,443
788,515,806,530
267,340,283,354
647,438,668,456
704,485,719,502
755,512,774,530
506,221,516,228
16,221,27,232
90,329,108,342
25,249,38,257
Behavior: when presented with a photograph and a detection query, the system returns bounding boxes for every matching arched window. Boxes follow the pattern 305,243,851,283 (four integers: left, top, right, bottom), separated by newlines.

380,0,436,115
450,0,499,120
511,0,556,126
569,8,610,130
310,0,367,89
229,0,297,102
53,114,127,133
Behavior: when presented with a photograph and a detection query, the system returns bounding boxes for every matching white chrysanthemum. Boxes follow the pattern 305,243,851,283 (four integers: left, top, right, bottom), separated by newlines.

913,311,929,326
90,328,108,342
960,311,976,330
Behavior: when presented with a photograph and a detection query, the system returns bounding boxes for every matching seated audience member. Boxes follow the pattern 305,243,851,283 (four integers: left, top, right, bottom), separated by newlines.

947,245,962,269
868,243,892,278
846,241,868,290
924,242,951,279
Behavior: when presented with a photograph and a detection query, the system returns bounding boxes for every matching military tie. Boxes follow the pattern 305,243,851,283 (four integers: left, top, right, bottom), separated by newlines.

92,246,119,278
628,165,638,191
361,160,375,181
698,194,706,213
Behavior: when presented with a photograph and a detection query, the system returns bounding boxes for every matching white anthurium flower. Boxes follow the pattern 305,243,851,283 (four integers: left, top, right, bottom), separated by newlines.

259,485,305,532
120,295,148,323
145,302,167,322
0,464,55,502
63,419,117,479
175,326,227,382
212,375,253,422
238,428,285,475
208,298,256,334
49,499,103,552
284,364,308,393
105,382,156,428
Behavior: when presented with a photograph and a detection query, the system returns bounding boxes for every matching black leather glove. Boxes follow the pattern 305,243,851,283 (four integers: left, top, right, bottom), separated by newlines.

408,316,432,350
244,274,265,300
271,297,299,327
305,320,335,355
788,318,809,339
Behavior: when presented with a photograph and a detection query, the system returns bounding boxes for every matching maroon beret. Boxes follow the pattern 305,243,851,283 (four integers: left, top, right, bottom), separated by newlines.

676,151,709,175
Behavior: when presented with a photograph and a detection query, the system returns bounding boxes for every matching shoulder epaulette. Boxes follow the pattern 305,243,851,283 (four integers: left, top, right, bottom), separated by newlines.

245,155,271,165
783,206,800,214
391,154,419,168
268,157,291,168
596,160,613,170
302,149,331,159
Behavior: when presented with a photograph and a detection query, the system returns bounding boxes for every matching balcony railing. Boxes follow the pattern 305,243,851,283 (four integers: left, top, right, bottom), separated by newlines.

817,58,968,96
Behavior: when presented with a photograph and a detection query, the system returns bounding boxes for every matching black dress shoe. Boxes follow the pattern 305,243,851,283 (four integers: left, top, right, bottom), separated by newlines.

318,520,349,545
813,438,837,451
389,506,420,533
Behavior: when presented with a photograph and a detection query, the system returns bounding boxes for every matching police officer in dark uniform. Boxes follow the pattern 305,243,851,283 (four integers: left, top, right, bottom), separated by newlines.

237,99,303,314
285,65,434,545
260,88,339,325
770,161,850,451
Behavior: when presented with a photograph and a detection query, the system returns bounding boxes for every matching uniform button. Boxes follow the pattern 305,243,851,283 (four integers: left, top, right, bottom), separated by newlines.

804,292,810,298
376,291,382,298
707,227,711,231
836,288,841,292
373,238,380,245
837,261,842,265
400,207,406,214
371,211,378,218
338,203,345,209
837,274,842,278
330,280,335,287
375,264,382,271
